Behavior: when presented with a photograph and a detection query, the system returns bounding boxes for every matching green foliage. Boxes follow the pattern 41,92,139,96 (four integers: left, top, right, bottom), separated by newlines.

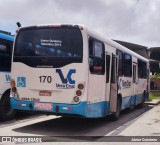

149,91,160,101
150,73,160,78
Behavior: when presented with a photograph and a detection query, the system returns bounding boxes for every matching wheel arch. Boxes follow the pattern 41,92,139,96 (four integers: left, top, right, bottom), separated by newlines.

143,89,147,101
0,89,11,101
118,93,122,106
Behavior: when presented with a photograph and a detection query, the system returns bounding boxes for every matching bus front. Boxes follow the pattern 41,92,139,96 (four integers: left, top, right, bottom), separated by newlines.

11,25,89,117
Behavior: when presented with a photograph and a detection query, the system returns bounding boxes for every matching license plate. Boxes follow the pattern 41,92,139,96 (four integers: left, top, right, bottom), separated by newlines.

39,90,52,96
34,102,53,111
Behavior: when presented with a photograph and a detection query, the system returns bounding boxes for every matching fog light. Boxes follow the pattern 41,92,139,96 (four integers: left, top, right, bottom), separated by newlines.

73,96,79,102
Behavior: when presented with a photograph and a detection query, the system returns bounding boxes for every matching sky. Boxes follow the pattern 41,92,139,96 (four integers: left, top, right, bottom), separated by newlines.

0,0,160,47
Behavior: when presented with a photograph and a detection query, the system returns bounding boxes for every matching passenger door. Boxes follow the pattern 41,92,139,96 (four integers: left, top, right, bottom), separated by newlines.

105,53,111,102
88,37,105,104
133,63,138,94
109,55,118,113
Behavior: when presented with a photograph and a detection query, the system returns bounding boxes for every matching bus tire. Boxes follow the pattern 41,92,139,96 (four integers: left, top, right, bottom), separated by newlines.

138,92,145,109
0,92,16,121
111,97,121,121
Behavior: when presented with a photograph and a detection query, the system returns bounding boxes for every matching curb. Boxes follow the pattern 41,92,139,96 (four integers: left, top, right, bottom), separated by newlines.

145,100,160,105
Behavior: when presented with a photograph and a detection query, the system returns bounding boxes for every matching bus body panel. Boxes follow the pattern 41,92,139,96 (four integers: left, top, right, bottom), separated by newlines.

11,26,110,118
0,33,13,42
88,74,106,103
11,24,149,118
0,31,16,121
0,33,13,99
0,32,13,97
11,62,86,104
11,97,110,118
0,73,11,100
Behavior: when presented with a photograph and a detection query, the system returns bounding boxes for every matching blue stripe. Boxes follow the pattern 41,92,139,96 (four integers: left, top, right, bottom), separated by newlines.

11,94,145,118
0,33,14,41
10,97,110,118
121,94,144,110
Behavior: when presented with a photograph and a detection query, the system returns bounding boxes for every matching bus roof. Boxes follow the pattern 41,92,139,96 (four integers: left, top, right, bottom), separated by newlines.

0,32,14,41
19,24,148,63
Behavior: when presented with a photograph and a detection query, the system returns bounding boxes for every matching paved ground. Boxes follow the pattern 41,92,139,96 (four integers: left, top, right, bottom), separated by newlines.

0,105,152,136
0,103,159,145
106,105,160,136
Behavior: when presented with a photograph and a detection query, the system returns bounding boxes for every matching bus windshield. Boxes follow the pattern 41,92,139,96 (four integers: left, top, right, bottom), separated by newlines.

14,27,83,68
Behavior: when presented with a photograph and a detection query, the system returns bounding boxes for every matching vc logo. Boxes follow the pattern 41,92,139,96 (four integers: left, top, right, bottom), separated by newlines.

56,69,76,84
5,74,11,82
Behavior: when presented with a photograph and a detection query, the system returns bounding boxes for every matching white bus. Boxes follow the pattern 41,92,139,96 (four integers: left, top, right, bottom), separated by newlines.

0,30,16,121
10,24,149,120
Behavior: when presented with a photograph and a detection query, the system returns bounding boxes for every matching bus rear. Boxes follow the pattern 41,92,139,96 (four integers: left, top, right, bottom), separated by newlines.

11,25,90,117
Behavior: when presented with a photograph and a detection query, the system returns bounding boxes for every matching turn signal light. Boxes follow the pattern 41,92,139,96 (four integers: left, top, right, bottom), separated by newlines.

10,80,16,87
78,84,84,90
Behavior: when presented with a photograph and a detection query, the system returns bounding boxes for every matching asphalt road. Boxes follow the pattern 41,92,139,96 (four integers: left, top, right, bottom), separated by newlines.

0,104,159,145
0,105,153,136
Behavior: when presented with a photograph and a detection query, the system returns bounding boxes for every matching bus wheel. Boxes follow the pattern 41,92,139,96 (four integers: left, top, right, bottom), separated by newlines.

0,92,16,121
138,92,145,109
111,97,121,121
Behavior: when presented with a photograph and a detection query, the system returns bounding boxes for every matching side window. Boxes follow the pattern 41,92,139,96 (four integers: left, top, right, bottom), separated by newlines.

124,53,132,77
143,62,147,79
116,50,123,76
0,43,7,53
138,59,147,79
89,37,105,75
138,59,143,78
111,56,117,83
0,38,13,71
94,41,103,58
106,55,110,83
133,64,136,83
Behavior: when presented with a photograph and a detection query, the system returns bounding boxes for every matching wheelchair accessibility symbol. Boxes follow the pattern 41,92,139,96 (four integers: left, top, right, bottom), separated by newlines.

17,77,26,87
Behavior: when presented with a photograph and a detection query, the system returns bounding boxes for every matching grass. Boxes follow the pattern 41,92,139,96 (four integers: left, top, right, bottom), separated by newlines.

150,74,160,78
149,91,160,101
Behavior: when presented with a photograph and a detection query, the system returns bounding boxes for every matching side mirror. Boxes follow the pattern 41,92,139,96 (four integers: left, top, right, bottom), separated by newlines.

16,22,21,28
